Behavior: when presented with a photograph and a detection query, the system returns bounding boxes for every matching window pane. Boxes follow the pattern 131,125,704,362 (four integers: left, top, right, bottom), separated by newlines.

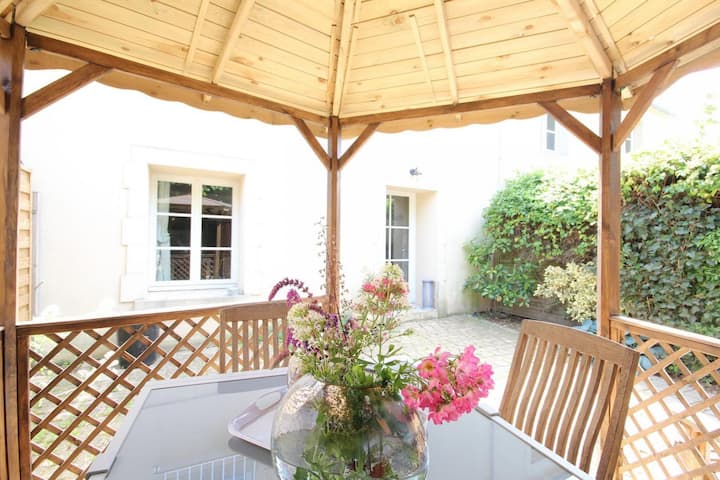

390,228,408,260
391,196,409,226
546,132,555,150
156,250,190,281
391,261,409,282
202,218,232,247
546,115,555,130
157,181,191,214
201,251,231,279
385,195,391,225
202,185,232,216
385,228,390,259
157,216,190,247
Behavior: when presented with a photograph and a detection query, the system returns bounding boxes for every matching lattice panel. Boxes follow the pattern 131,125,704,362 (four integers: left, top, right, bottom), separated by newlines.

221,316,288,372
611,319,720,480
27,313,229,480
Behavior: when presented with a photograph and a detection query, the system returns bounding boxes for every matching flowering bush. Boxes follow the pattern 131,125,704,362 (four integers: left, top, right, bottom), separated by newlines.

269,264,494,424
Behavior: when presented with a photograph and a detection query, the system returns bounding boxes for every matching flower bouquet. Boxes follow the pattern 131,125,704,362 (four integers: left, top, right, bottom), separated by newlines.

268,264,494,480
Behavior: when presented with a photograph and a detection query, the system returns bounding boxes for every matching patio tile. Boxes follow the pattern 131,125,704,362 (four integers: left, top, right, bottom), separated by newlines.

395,314,519,408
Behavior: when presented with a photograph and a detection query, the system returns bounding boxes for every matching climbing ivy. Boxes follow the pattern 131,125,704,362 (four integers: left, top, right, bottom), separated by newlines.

465,142,720,334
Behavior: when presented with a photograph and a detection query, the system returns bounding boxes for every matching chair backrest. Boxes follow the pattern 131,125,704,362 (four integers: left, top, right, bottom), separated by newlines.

499,320,639,480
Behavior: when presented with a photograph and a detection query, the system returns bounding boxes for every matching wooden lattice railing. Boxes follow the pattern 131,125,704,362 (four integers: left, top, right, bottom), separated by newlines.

610,315,720,479
16,300,291,480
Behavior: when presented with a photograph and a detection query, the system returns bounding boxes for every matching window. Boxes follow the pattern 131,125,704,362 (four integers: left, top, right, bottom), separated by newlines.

545,115,556,150
385,194,410,282
624,131,633,153
153,176,236,283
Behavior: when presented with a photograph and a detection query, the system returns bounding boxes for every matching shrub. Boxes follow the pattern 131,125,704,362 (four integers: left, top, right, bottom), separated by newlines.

535,262,596,322
464,170,597,307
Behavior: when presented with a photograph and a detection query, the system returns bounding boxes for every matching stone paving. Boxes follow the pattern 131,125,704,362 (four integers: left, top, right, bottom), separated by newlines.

395,313,519,407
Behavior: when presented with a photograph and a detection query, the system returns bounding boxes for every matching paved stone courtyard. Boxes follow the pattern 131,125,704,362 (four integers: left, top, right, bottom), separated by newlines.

395,314,520,407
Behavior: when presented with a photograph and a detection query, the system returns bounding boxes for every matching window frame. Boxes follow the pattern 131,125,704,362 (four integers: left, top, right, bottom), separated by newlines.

545,114,557,151
149,171,240,289
385,190,416,304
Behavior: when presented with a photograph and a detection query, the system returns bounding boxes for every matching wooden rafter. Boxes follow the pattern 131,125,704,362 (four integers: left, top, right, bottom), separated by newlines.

184,0,211,72
613,61,677,151
539,101,600,154
0,0,13,17
212,0,256,84
583,0,627,74
339,122,379,169
22,63,109,119
332,0,359,116
341,83,601,126
26,33,326,124
12,0,55,26
289,115,329,169
409,15,436,103
325,0,342,108
434,0,458,103
616,22,720,89
555,0,612,78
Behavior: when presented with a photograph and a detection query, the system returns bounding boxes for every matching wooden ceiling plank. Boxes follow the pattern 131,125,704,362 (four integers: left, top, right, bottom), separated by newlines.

212,0,256,84
12,0,55,26
326,0,342,108
341,83,601,126
409,14,437,103
26,32,326,124
289,115,330,169
583,0,627,74
331,0,359,116
615,21,720,88
555,0,612,78
539,100,600,154
22,62,110,119
0,0,13,17
339,122,379,169
184,0,211,71
613,61,677,151
433,0,458,103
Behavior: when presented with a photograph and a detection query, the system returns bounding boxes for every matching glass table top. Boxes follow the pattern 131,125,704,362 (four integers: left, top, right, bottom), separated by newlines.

87,371,591,480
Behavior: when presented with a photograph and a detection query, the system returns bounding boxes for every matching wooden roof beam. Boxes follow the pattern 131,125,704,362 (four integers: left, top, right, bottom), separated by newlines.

339,122,379,169
342,83,601,126
409,15,436,103
555,0,612,78
289,115,330,169
212,0,256,84
325,0,342,108
582,0,627,75
26,33,326,124
617,22,720,89
12,0,55,26
331,0,359,116
22,63,109,119
0,16,9,39
434,0,458,103
539,101,600,154
184,0,211,72
613,61,677,151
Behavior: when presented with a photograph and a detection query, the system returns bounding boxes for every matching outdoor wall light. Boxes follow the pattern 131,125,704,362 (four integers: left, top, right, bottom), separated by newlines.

409,167,422,176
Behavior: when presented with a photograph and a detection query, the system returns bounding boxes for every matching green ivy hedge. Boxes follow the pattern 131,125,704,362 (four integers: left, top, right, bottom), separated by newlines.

465,144,720,335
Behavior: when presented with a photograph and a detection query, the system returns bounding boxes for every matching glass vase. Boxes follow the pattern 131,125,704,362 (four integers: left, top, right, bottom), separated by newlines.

271,374,428,480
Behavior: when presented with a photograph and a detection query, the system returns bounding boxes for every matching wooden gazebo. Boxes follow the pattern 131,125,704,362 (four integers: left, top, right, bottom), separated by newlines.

1,1,720,478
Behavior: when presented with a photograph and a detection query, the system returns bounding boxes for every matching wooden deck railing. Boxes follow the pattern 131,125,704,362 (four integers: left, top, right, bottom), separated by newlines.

610,315,720,479
15,300,291,480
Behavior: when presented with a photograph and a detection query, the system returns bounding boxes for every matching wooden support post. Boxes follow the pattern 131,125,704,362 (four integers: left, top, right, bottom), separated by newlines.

597,78,621,338
0,24,25,480
326,116,341,313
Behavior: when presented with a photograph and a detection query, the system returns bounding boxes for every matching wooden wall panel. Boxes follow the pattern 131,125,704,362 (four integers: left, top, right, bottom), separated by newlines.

17,167,31,323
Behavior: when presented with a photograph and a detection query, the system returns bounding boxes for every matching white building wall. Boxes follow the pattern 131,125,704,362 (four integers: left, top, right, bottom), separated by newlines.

21,70,674,320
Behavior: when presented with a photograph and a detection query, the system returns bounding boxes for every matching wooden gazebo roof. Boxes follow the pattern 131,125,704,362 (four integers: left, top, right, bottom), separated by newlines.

12,0,720,138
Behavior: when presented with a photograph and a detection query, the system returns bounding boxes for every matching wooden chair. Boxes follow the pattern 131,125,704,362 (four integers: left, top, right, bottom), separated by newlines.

499,320,639,480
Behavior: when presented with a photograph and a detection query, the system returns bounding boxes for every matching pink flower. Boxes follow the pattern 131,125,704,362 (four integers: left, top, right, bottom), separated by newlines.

362,282,375,293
